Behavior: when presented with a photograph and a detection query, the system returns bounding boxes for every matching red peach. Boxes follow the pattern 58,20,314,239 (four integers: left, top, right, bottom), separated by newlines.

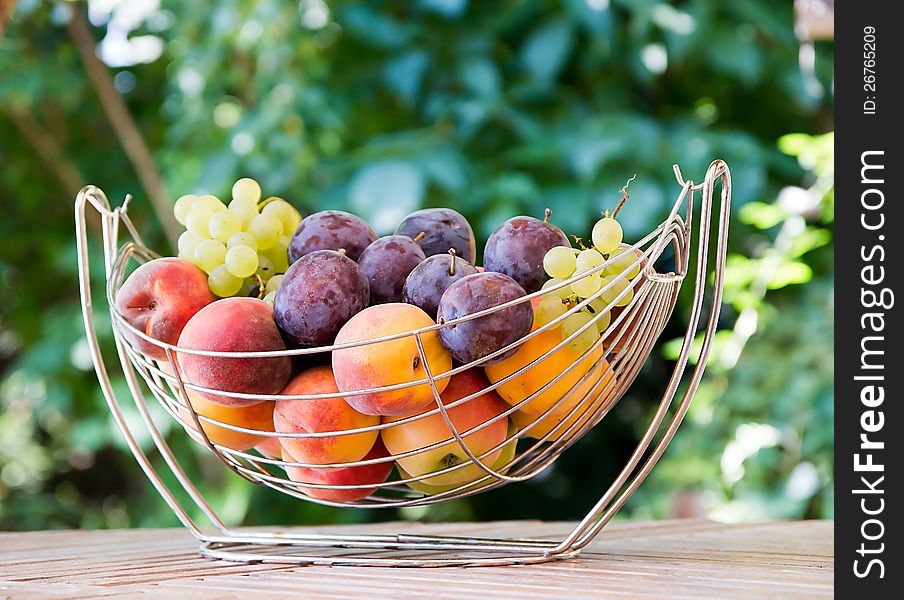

284,439,393,502
115,258,215,359
274,366,380,466
176,298,292,407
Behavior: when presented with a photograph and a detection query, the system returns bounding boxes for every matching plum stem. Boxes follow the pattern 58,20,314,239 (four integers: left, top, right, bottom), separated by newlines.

544,208,552,223
448,248,456,275
413,231,426,243
337,248,347,256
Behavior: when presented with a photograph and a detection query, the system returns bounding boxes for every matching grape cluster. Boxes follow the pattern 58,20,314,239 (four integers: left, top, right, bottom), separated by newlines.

537,215,643,353
174,178,301,299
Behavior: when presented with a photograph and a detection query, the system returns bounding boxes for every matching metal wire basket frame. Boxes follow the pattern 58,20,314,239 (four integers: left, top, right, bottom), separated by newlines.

75,160,731,567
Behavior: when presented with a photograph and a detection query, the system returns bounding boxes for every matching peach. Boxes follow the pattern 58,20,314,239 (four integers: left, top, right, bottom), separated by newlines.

484,325,612,420
176,298,292,407
382,369,508,487
399,424,517,495
255,436,284,458
274,366,380,466
332,304,452,416
284,439,393,502
115,258,215,359
177,392,276,452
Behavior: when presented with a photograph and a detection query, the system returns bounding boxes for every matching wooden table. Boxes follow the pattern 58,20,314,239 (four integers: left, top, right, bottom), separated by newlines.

0,519,832,598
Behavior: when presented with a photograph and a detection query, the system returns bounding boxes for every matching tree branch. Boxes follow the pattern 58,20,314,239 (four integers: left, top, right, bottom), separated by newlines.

66,6,180,245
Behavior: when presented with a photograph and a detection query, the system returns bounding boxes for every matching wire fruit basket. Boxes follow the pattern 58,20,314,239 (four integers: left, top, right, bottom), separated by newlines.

75,160,731,567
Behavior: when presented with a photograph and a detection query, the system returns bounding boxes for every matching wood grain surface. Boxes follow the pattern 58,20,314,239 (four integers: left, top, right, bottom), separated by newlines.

0,519,833,599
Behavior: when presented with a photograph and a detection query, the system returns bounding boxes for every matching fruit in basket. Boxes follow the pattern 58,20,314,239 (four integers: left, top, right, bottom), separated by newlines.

175,385,277,452
398,430,517,495
284,439,393,502
273,250,370,347
357,235,426,304
176,298,292,407
484,321,611,420
333,304,452,416
382,370,508,487
274,366,380,466
115,258,216,360
482,213,570,293
288,210,377,264
510,403,601,443
394,208,477,264
591,215,623,254
255,436,284,458
402,250,479,318
436,272,533,365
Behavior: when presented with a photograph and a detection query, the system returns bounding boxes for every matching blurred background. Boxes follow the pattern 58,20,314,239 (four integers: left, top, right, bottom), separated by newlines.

0,0,833,530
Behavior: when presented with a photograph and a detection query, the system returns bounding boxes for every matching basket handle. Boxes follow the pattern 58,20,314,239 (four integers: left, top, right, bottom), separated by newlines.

554,159,732,551
74,187,208,536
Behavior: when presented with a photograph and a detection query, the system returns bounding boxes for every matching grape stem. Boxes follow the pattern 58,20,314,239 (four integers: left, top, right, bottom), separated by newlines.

544,208,552,223
254,274,266,299
612,174,637,218
448,248,457,276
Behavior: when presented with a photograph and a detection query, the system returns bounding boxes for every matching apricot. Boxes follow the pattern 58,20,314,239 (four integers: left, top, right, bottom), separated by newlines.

274,366,380,466
382,369,508,487
484,325,612,420
178,392,276,452
332,304,452,416
176,298,292,407
115,258,215,359
284,439,393,502
255,436,284,458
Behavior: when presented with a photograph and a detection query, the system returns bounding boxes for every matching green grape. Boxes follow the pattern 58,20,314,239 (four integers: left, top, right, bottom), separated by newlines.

561,312,598,354
232,177,262,204
592,217,623,254
208,265,243,297
584,299,612,333
208,210,242,243
194,239,227,273
227,231,258,251
224,245,259,278
255,254,276,280
543,246,577,279
541,278,573,300
279,234,292,248
575,248,604,271
262,199,301,234
173,194,197,225
262,291,277,306
601,276,633,307
265,274,283,295
228,197,259,227
177,231,199,254
535,296,568,328
195,194,227,213
261,241,289,273
249,214,283,250
605,247,642,280
185,206,214,239
571,269,602,298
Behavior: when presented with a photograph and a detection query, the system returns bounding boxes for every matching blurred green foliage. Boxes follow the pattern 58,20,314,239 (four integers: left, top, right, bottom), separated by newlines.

0,0,833,531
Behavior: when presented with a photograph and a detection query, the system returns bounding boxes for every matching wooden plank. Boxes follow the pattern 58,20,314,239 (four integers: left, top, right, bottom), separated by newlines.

0,520,833,599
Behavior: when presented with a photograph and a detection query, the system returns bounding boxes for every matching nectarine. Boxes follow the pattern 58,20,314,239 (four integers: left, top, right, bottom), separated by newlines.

116,258,215,359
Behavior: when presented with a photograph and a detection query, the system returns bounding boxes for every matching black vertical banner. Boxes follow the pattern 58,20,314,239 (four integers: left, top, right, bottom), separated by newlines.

836,2,904,596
